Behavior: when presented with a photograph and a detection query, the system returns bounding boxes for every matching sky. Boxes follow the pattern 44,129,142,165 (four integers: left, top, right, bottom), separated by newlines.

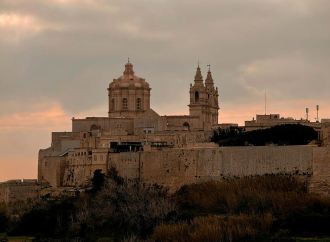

1,0,330,181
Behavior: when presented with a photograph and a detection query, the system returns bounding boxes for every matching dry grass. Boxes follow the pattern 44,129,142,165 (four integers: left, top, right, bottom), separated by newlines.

175,174,330,216
152,213,274,242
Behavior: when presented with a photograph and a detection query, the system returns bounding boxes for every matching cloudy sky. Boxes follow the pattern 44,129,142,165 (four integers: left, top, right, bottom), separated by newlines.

1,0,330,181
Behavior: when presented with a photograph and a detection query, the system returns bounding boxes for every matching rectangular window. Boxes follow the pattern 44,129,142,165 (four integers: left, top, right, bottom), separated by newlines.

94,155,97,161
123,98,128,110
148,130,152,133
100,155,103,161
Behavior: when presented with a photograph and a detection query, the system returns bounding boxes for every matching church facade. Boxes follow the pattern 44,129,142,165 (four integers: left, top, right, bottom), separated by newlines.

38,62,220,188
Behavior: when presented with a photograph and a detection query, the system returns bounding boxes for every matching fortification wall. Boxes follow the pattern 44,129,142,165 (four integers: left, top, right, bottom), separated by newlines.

39,156,66,187
63,153,108,187
138,146,313,192
310,147,330,195
0,180,44,203
37,145,319,193
94,146,312,192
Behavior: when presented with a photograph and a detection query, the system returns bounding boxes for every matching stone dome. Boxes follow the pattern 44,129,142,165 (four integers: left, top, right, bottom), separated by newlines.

109,62,150,89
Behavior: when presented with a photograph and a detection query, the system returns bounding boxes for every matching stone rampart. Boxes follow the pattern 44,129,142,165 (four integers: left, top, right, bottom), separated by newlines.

0,179,47,203
309,147,330,195
39,145,330,194
107,145,313,192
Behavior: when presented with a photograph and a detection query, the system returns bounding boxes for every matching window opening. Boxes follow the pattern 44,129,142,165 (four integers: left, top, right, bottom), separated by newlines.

123,98,128,110
136,98,141,110
195,91,199,102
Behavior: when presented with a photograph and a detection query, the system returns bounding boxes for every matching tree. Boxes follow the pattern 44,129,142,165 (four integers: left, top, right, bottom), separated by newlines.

91,169,106,193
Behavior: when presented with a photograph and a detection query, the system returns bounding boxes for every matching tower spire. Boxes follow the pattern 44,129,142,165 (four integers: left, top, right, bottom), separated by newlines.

194,65,203,81
205,64,213,84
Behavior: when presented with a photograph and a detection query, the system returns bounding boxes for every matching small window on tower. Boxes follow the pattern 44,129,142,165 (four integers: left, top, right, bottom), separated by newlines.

195,91,199,102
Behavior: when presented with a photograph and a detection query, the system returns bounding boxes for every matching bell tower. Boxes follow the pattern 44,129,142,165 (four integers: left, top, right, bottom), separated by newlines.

204,66,219,125
189,64,206,130
188,63,219,130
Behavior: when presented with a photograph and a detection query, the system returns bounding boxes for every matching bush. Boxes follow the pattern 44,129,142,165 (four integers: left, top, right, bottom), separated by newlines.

75,180,177,236
152,214,274,242
0,212,8,233
173,174,330,216
211,124,318,146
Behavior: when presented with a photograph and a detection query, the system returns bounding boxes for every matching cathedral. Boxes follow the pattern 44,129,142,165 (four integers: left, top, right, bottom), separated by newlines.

71,61,219,135
38,61,220,188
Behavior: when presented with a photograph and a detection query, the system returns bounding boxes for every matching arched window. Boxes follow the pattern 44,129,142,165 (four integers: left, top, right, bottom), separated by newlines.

111,99,115,110
123,98,128,110
136,98,141,110
195,91,199,102
183,122,190,131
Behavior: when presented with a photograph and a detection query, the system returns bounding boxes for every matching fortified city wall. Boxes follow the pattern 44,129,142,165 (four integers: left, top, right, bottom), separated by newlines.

110,145,313,192
0,179,48,203
39,145,314,193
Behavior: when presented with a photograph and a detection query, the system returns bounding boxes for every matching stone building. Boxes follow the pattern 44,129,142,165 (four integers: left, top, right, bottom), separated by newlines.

38,61,220,188
34,61,330,197
245,114,330,145
2,61,330,203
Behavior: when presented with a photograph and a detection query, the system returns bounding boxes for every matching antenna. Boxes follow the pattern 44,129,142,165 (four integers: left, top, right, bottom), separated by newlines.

306,108,309,121
316,105,319,122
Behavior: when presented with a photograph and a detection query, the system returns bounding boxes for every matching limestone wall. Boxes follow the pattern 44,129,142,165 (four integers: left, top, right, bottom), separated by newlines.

39,156,66,187
38,145,320,193
72,118,110,132
108,152,140,180
102,146,313,192
51,132,81,153
0,179,45,203
310,147,330,195
138,146,313,192
63,152,108,187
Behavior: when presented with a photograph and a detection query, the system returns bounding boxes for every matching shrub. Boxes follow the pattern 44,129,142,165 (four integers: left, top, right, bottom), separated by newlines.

173,174,330,216
152,214,274,242
211,124,318,146
78,180,177,236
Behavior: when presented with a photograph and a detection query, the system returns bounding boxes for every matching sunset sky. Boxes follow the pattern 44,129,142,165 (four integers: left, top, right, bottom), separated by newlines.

1,0,330,181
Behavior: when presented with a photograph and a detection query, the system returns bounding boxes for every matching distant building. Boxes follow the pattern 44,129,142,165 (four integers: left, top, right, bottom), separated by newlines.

245,114,330,145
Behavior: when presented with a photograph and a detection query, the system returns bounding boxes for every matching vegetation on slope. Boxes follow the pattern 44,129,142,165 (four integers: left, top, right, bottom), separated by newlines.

211,124,318,146
1,170,330,241
152,175,330,242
